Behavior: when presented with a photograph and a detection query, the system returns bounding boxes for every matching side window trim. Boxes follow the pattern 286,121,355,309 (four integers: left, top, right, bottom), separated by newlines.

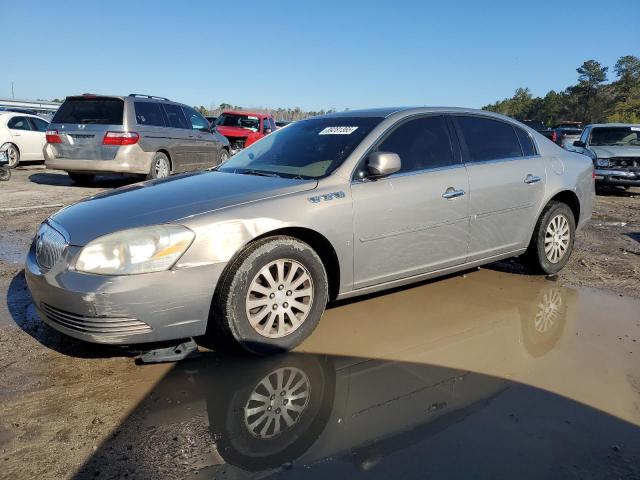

351,113,462,182
514,126,539,157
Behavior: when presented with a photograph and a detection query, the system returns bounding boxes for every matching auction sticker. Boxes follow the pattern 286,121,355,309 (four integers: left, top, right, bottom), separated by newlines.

631,126,640,132
319,126,358,135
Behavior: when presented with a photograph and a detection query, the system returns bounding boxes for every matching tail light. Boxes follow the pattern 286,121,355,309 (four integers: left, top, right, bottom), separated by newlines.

103,131,139,146
46,130,62,144
551,131,557,143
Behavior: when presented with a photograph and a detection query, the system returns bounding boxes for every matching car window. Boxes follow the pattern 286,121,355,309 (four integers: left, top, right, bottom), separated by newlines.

215,113,261,132
182,106,210,132
579,127,590,145
52,97,124,125
514,127,536,156
134,102,166,127
456,116,523,162
29,117,49,132
162,103,190,129
269,118,277,131
7,116,32,130
589,127,640,147
374,115,456,174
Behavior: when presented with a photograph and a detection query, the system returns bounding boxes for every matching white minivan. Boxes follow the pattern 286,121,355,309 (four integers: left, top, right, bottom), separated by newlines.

0,112,49,167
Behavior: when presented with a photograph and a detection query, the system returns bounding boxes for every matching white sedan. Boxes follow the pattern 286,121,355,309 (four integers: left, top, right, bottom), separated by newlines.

0,112,49,167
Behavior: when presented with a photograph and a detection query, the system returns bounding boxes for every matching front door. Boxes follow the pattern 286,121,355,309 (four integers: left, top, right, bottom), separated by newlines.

7,116,42,160
352,115,470,290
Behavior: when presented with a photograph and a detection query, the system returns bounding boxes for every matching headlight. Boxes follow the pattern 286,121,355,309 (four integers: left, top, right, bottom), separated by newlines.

595,158,610,167
75,225,194,275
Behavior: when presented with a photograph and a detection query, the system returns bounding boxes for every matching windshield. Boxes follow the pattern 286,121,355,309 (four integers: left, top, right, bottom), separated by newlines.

590,127,640,147
217,116,383,179
215,113,261,132
52,97,124,125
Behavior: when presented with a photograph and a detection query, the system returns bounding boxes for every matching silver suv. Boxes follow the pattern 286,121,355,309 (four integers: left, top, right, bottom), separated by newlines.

27,107,594,354
44,94,230,183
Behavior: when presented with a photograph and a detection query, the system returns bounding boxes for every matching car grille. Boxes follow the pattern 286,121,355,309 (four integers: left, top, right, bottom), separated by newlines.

35,223,68,271
610,157,640,168
41,303,152,336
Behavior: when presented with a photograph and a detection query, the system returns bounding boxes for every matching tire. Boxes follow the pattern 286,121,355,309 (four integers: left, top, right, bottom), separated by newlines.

524,201,576,274
213,236,329,355
67,172,95,184
219,148,229,165
6,144,19,168
147,152,171,180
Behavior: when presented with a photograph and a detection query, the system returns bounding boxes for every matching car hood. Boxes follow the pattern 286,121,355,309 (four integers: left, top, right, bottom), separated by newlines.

215,125,256,137
50,171,317,246
589,145,640,158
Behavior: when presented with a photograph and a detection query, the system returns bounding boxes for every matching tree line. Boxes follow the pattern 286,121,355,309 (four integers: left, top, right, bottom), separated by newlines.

482,55,640,126
195,103,336,122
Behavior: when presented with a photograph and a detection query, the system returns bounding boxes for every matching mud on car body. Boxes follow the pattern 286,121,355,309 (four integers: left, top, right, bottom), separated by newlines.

26,107,595,354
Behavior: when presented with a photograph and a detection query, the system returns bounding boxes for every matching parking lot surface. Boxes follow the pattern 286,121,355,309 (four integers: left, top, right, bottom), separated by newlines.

1,165,639,479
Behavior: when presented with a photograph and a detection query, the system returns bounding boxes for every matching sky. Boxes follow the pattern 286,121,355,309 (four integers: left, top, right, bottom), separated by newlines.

3,0,639,111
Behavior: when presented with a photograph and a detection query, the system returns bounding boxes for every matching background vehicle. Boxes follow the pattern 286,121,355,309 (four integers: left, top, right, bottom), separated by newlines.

518,119,554,140
0,112,49,167
571,123,640,187
205,116,217,125
44,94,230,184
26,107,594,355
215,110,276,154
553,121,582,129
0,145,11,180
551,126,582,149
275,120,292,128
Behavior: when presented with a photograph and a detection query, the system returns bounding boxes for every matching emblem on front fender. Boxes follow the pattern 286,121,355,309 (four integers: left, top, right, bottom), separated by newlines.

308,191,346,204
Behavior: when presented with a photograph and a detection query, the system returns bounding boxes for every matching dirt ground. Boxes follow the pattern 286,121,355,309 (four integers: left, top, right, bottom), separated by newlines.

0,164,639,479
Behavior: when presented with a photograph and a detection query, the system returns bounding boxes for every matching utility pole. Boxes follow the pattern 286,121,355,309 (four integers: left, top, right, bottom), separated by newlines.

11,81,14,99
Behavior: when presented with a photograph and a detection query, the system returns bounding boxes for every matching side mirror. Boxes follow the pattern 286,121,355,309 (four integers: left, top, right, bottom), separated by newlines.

367,151,401,178
573,140,585,148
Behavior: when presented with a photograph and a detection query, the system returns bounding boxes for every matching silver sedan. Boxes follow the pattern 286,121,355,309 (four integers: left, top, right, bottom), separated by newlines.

26,107,594,354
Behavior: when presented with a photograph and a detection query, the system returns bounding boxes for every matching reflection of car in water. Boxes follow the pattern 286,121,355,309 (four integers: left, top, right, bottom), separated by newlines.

127,279,571,477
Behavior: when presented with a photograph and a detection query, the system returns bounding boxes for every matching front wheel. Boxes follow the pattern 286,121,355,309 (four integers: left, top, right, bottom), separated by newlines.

6,144,19,168
213,236,329,355
523,201,576,274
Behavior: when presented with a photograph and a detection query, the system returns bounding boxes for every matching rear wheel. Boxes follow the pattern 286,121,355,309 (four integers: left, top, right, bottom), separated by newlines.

219,148,229,164
147,152,171,179
6,144,19,168
67,172,95,184
524,201,575,274
213,236,329,355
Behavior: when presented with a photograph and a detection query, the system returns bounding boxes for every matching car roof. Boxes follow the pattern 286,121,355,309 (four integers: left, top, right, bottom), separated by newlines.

0,112,47,119
222,110,270,117
317,106,521,122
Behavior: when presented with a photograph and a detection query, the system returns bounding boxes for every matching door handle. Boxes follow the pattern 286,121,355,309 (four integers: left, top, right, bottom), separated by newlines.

524,174,542,184
442,187,465,199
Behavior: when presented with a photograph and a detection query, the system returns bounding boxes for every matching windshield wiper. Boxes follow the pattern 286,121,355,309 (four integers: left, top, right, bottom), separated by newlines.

237,169,281,178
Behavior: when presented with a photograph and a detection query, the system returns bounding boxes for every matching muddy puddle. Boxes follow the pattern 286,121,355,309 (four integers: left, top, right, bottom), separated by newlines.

66,269,640,480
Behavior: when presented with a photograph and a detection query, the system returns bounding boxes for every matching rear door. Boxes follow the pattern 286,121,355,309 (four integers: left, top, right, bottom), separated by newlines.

182,106,221,167
452,115,546,261
28,117,49,158
47,96,124,161
352,115,470,289
161,103,195,171
7,116,41,159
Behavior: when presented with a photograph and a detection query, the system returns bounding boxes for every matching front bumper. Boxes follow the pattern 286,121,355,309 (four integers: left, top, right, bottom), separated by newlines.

593,168,640,187
44,143,154,175
25,242,225,345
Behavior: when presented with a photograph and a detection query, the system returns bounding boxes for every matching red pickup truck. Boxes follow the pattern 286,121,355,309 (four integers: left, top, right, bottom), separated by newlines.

214,110,276,154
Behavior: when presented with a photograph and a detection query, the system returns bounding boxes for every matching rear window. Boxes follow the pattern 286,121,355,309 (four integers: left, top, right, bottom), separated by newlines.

456,116,523,162
134,102,166,127
162,103,190,129
515,127,536,156
52,97,124,125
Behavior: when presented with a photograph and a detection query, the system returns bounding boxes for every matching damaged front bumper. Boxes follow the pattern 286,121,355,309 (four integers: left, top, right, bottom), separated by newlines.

25,242,225,345
593,168,640,187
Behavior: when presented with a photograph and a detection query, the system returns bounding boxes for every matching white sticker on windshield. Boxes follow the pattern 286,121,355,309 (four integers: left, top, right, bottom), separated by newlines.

631,126,640,132
319,126,359,135
248,116,258,120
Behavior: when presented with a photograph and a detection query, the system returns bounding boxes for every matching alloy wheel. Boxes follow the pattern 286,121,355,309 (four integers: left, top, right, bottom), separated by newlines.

544,214,570,263
245,259,314,338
